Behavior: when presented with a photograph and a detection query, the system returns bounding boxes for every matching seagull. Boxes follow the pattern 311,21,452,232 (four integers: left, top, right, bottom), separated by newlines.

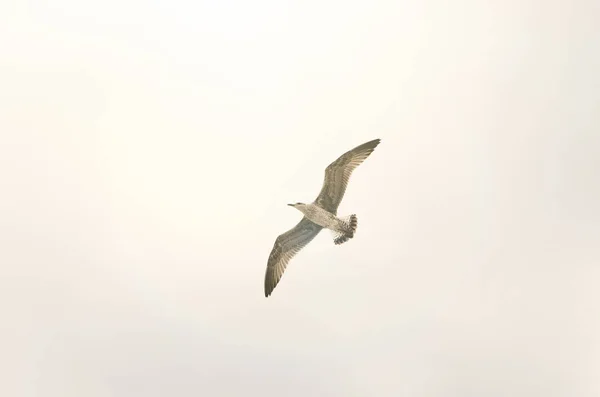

264,138,381,297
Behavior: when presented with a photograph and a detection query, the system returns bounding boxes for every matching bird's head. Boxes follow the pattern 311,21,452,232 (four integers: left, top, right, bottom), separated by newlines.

287,202,306,211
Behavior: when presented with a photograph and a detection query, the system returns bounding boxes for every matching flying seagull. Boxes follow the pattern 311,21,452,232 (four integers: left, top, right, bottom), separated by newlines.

264,138,381,297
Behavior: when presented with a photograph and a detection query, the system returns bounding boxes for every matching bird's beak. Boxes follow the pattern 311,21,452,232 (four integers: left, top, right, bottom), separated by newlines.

287,203,294,207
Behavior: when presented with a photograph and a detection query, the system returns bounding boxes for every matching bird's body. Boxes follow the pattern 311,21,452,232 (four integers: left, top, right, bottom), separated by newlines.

291,203,344,230
289,202,359,245
264,138,381,297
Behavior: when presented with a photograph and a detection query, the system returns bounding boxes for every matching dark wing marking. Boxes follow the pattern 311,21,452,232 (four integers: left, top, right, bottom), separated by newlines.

264,217,323,297
315,138,381,213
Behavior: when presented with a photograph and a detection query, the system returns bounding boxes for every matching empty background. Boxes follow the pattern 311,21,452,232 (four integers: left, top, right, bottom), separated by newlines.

1,0,599,396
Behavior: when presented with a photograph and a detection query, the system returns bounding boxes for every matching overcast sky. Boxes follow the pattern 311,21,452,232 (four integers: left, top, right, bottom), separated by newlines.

1,1,599,396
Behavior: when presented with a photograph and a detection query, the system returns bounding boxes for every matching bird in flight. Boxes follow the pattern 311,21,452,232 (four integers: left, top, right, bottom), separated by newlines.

264,138,381,297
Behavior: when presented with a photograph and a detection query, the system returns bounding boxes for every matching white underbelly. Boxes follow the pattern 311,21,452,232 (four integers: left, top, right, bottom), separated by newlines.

305,207,340,230
309,216,337,229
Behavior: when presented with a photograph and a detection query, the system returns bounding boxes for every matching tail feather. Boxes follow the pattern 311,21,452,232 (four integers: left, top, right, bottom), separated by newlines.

332,214,358,245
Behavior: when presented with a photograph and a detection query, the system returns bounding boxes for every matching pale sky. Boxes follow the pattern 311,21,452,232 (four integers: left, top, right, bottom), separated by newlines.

1,1,599,396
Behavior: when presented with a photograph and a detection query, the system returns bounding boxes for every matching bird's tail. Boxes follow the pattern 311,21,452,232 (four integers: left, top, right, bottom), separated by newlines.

331,214,358,245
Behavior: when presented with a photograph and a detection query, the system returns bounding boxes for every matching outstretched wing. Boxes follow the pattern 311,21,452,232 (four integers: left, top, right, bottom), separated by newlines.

315,138,381,213
264,217,322,297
